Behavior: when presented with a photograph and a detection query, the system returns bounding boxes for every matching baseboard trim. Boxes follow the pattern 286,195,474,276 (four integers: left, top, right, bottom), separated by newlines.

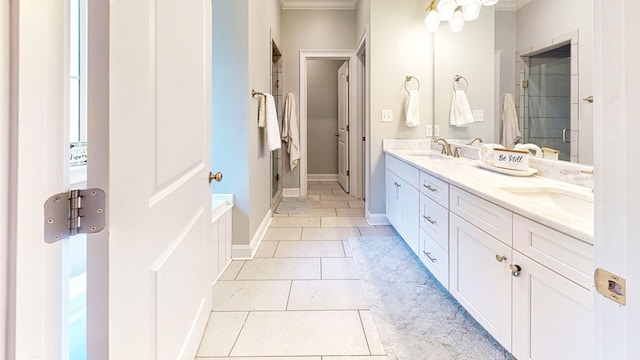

231,209,272,260
308,174,339,182
283,188,301,197
366,211,391,226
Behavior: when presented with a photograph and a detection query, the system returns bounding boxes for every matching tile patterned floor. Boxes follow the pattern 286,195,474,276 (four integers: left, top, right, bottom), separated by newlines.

196,182,393,360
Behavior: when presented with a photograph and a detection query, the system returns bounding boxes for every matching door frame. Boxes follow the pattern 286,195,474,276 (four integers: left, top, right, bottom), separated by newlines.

1,0,9,356
299,50,363,198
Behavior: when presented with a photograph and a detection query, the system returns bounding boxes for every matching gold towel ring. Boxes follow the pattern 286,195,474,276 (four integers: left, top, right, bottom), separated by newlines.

404,76,420,94
453,75,469,91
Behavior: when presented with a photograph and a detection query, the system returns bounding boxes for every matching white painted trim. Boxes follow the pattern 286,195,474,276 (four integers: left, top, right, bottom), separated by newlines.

0,0,9,356
300,50,356,199
177,296,211,360
366,211,391,226
308,174,338,182
350,28,367,200
282,188,301,197
231,210,272,260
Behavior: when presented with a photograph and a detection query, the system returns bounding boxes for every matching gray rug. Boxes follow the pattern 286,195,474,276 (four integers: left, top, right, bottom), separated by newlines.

275,197,310,214
349,236,515,360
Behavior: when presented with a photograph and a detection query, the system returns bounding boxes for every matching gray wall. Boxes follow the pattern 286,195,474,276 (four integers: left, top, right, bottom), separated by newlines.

212,0,281,247
307,60,342,175
281,9,357,189
495,10,517,141
367,0,435,217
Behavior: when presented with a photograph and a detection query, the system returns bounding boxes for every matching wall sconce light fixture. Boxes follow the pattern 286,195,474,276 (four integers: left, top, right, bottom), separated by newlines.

425,0,499,33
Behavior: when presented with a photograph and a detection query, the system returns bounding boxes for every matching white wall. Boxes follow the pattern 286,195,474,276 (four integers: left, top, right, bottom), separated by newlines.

367,0,435,216
307,60,342,174
517,0,593,164
434,8,495,141
1,0,9,356
281,9,357,189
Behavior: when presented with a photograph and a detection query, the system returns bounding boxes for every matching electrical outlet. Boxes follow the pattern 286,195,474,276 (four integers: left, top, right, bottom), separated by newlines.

426,125,433,137
434,125,440,136
473,109,484,122
381,109,393,122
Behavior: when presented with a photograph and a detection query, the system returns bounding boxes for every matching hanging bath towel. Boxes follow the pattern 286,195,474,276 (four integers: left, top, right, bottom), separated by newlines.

449,89,474,127
282,92,300,170
264,93,281,151
405,90,420,127
501,93,521,149
257,94,267,128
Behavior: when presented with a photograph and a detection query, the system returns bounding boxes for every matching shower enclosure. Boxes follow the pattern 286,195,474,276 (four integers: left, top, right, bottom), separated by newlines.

271,41,283,210
523,44,571,161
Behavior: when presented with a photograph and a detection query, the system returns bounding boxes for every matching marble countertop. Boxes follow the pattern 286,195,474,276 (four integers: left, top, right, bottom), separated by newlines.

383,140,594,244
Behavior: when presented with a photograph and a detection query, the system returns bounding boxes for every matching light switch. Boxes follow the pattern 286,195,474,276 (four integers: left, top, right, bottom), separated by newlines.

426,125,433,137
381,110,393,123
434,125,440,136
473,109,484,122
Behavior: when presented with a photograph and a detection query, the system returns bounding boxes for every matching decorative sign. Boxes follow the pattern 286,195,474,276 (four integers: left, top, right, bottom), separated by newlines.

493,148,529,171
70,142,88,167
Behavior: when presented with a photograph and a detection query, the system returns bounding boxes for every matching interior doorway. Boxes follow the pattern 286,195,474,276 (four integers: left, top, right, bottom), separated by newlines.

270,40,283,211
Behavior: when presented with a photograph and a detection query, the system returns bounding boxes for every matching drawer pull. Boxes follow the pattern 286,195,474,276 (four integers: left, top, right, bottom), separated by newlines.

423,184,438,192
495,255,507,263
423,215,437,225
510,264,522,277
422,251,437,263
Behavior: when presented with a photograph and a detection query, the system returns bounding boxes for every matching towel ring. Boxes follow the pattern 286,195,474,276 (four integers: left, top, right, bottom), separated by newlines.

404,76,420,94
453,75,468,91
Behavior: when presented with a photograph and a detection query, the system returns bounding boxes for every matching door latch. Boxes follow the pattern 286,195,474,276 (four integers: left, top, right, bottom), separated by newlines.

44,188,106,243
595,268,626,305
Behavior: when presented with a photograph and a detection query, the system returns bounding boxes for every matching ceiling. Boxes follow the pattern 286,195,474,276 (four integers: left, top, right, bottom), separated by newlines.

278,0,531,11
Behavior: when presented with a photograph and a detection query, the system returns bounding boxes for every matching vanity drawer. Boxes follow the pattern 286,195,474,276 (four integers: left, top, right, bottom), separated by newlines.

513,215,593,289
386,154,420,189
420,229,449,289
420,171,449,207
449,186,512,246
420,194,448,250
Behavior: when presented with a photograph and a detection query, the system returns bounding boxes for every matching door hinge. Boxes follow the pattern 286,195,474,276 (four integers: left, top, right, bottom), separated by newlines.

347,170,350,176
44,188,106,243
347,75,349,82
346,125,350,132
522,80,528,88
362,136,366,141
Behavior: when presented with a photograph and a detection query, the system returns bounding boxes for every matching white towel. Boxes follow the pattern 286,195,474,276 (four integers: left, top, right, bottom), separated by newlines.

281,92,300,169
501,93,521,149
449,89,474,127
257,95,267,128
405,90,420,127
264,93,281,151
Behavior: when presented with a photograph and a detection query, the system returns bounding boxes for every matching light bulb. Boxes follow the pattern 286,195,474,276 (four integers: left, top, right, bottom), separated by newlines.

462,0,482,21
437,0,457,21
449,8,466,32
481,0,499,5
424,10,441,32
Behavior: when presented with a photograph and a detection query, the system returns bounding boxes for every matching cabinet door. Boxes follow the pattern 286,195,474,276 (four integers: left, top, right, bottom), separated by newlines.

450,213,512,351
401,179,420,254
512,251,594,360
386,170,402,231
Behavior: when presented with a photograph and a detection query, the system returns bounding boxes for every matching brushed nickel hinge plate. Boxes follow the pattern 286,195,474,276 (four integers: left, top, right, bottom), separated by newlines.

44,188,106,243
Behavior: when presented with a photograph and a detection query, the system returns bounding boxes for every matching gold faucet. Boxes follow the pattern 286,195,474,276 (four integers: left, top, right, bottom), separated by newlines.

434,137,452,156
467,137,484,146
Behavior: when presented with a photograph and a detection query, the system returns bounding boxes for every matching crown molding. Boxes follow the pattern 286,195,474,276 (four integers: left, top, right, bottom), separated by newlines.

280,0,359,10
495,0,534,11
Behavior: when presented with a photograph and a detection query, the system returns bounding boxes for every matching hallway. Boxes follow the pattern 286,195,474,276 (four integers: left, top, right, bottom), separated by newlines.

195,182,392,359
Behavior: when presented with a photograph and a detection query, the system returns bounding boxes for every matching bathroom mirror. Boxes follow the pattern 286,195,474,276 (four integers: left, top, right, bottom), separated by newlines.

433,0,594,165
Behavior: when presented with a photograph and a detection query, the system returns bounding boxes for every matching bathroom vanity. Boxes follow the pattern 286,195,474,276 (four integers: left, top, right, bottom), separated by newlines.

384,140,594,360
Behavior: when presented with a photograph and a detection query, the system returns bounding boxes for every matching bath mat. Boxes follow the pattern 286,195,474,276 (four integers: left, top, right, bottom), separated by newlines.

275,197,310,214
349,236,515,360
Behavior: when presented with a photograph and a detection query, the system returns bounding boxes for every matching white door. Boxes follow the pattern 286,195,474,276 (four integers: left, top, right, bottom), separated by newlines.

86,1,213,359
9,1,69,358
337,61,349,192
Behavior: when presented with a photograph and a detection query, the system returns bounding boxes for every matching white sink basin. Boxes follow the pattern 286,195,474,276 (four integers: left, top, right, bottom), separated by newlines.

500,186,593,222
402,150,449,159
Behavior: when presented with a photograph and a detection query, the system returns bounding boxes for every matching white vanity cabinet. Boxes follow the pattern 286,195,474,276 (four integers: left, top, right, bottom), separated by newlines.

511,215,594,360
385,155,420,254
449,204,513,351
418,171,450,288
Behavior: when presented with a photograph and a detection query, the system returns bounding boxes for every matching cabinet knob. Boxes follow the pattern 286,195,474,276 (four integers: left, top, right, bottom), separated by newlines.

495,255,507,263
510,264,522,277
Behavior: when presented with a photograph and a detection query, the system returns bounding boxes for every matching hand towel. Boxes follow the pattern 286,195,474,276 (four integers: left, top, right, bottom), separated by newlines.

449,89,474,127
264,93,281,151
257,94,267,128
281,92,300,169
501,93,521,149
515,143,543,158
405,90,420,127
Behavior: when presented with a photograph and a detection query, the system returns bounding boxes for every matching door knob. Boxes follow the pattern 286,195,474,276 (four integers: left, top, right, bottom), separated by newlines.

209,171,223,184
